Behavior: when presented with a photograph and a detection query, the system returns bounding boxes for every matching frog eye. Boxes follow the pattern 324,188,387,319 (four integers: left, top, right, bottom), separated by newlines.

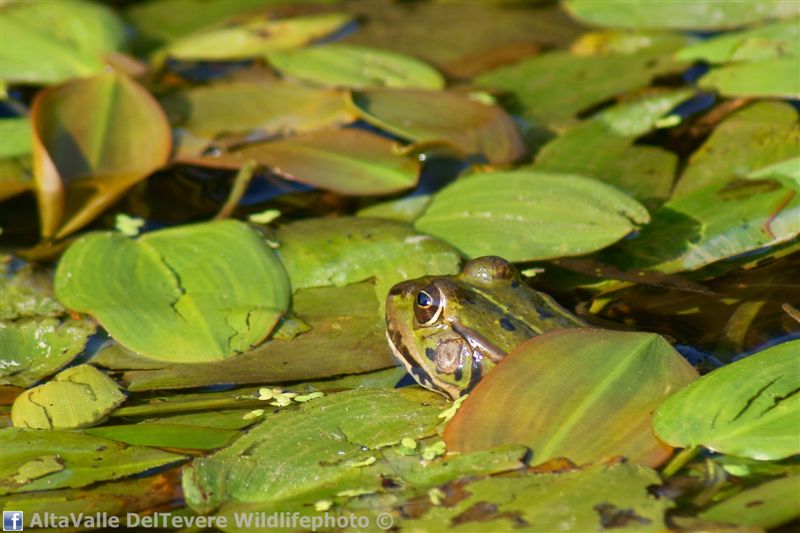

414,285,443,326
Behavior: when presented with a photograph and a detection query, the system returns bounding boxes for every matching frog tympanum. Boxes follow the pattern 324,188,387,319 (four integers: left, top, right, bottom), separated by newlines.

386,256,586,399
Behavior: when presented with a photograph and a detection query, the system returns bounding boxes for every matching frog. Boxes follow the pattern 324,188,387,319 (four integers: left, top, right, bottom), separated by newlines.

386,256,586,399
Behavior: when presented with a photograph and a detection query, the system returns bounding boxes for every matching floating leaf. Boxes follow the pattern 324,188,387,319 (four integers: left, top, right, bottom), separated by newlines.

445,329,698,467
653,340,799,460
0,117,32,159
534,89,695,206
698,475,800,529
11,364,125,429
1,264,63,321
55,220,290,363
699,57,800,99
267,43,444,89
675,19,800,63
217,128,420,195
162,12,352,61
0,0,126,84
415,170,650,261
115,281,394,391
0,428,184,494
276,216,461,301
563,0,800,30
30,71,171,239
350,89,526,164
476,31,687,128
673,102,800,197
608,176,800,273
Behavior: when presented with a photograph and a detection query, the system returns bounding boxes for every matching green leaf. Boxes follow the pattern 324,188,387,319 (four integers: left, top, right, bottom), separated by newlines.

675,19,800,63
350,89,526,164
445,329,698,467
0,318,95,388
563,0,800,30
534,89,695,207
699,475,800,529
0,428,184,495
0,117,32,159
11,364,125,429
414,170,650,262
404,462,672,532
700,57,800,99
476,31,687,128
673,102,800,197
54,220,291,363
267,43,444,89
0,0,126,84
162,12,351,61
31,71,171,239
276,216,462,302
222,128,420,195
653,340,800,460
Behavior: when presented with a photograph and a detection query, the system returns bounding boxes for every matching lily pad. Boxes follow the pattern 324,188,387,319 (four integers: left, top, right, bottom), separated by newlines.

276,216,462,302
653,339,800,460
563,0,800,30
675,19,800,63
350,89,526,164
476,31,687,128
534,89,695,207
404,462,671,532
673,101,800,197
0,428,184,494
700,57,800,99
267,43,445,89
214,128,421,195
698,475,800,529
11,364,126,429
1,264,64,321
414,170,650,262
0,0,126,84
54,220,290,363
30,71,171,239
0,117,32,159
444,329,698,467
162,12,352,61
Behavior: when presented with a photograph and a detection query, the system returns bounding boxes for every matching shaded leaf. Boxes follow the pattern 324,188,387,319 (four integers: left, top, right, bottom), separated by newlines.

11,364,125,429
350,89,526,164
445,329,698,467
0,0,126,84
30,71,171,239
676,19,800,63
0,428,184,494
564,0,800,30
414,170,650,262
653,340,800,460
54,220,290,363
700,57,800,99
699,475,800,529
267,43,444,89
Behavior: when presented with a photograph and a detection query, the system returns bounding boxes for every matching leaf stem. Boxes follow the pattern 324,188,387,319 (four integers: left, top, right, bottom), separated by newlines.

214,159,257,221
662,446,700,479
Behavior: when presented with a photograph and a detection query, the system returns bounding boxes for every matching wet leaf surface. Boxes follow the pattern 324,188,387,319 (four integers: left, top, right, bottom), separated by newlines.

445,329,698,467
653,339,800,460
55,220,290,363
415,170,650,261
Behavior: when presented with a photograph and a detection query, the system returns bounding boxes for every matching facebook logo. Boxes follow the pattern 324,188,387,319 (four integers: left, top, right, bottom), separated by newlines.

2,511,23,531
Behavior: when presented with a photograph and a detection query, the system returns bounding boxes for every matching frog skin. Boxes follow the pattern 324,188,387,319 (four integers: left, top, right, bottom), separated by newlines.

386,256,586,399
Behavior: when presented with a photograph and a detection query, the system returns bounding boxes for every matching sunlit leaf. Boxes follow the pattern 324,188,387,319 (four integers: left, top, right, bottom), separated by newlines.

476,31,687,128
267,43,445,89
0,428,184,494
415,170,650,261
30,71,171,239
11,365,125,429
350,89,526,164
675,19,800,63
0,117,31,159
673,102,800,197
0,0,126,84
162,12,352,61
653,340,800,460
54,220,290,363
564,0,800,30
698,475,800,529
445,329,698,467
700,57,800,99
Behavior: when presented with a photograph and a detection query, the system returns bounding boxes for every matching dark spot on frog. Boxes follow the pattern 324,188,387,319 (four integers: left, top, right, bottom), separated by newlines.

454,366,463,381
464,359,482,394
425,347,436,361
511,279,519,288
499,317,516,331
537,306,554,320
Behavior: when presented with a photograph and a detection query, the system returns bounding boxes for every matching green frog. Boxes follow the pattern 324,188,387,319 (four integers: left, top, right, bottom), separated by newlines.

386,256,586,399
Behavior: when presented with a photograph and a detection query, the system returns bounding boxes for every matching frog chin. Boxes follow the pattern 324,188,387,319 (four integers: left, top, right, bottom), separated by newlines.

385,332,460,399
